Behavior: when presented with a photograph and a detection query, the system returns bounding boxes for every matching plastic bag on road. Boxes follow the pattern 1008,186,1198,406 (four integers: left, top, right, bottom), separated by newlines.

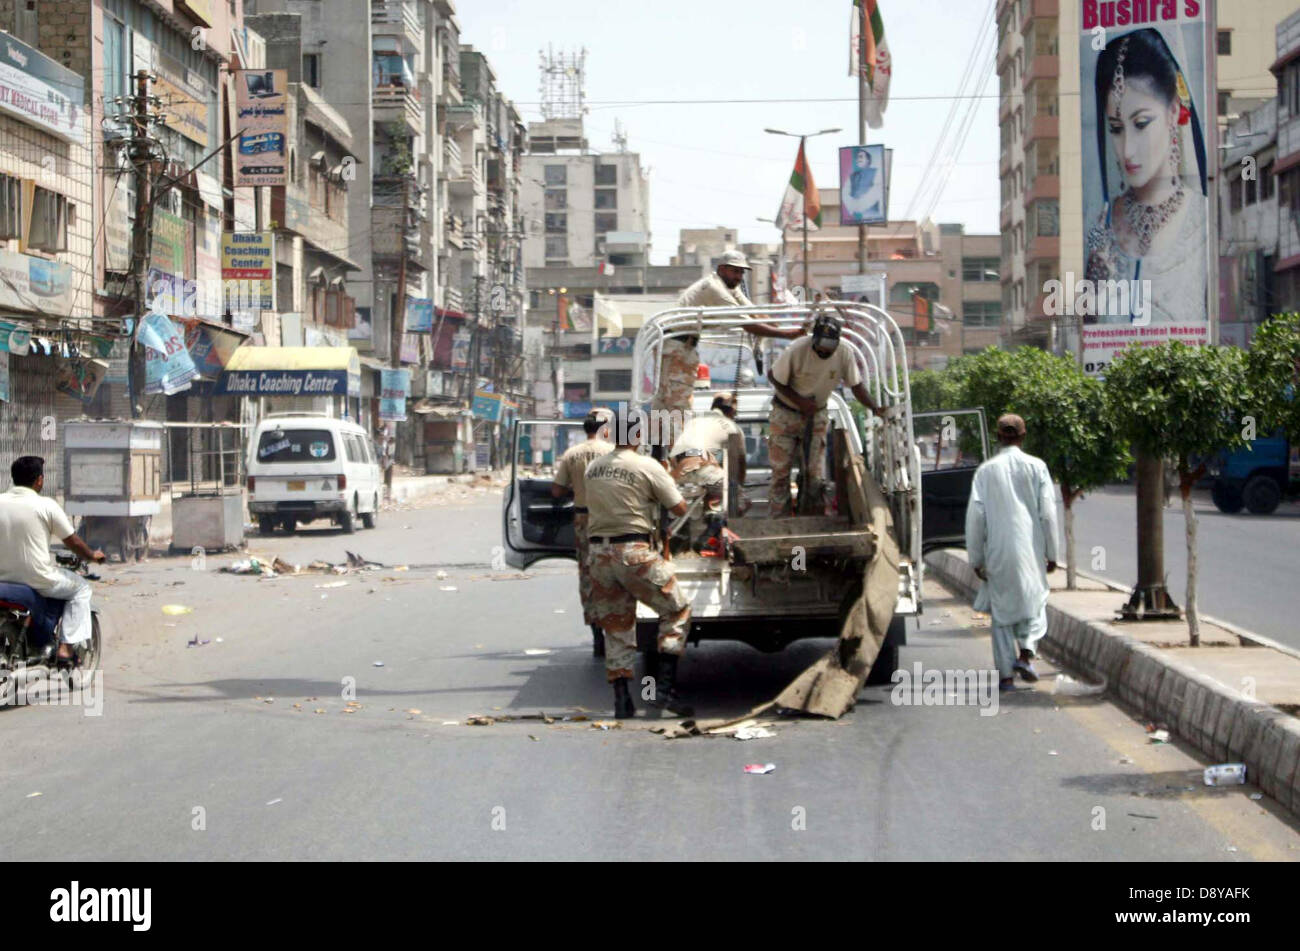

1053,674,1107,697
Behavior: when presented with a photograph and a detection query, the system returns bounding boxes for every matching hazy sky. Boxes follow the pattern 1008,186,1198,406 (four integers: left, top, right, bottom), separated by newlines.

456,0,999,264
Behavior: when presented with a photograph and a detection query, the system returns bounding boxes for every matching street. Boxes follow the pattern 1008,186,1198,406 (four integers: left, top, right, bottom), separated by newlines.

1067,487,1300,650
0,489,1295,861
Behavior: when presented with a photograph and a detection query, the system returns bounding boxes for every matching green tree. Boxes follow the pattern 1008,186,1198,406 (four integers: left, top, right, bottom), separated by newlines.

1247,312,1300,439
1013,355,1131,590
907,367,961,414
1104,342,1255,644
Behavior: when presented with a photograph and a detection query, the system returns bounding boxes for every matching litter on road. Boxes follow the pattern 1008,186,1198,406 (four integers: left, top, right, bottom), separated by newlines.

1054,674,1107,697
743,763,776,775
161,605,192,616
373,661,385,667
1204,764,1247,786
734,726,776,740
523,649,551,656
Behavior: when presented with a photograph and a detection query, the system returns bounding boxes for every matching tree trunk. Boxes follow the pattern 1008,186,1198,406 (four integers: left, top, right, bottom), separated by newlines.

1063,485,1077,591
1124,450,1177,618
1182,467,1200,647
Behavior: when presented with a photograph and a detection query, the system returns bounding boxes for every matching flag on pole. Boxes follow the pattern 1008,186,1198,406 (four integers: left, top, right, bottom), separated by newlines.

774,140,822,232
850,0,891,129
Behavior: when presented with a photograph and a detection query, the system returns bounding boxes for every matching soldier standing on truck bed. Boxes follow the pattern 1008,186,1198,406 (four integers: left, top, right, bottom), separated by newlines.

767,312,885,518
584,405,693,719
651,250,803,461
551,408,615,657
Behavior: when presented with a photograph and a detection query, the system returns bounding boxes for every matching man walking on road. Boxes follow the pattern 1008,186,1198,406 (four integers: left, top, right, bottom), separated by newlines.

552,408,615,657
965,414,1060,691
584,406,692,719
767,312,884,517
651,250,801,459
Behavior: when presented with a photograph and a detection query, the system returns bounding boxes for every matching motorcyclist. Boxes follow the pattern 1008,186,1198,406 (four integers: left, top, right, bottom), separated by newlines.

0,456,105,661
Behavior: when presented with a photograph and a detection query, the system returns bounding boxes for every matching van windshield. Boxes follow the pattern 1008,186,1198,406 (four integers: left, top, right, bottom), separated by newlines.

256,429,336,463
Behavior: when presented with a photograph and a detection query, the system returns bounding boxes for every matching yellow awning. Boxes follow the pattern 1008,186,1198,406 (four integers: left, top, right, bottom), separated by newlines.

224,346,359,373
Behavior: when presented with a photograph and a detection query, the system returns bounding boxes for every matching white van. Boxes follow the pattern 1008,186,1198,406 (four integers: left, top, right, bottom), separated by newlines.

246,413,382,535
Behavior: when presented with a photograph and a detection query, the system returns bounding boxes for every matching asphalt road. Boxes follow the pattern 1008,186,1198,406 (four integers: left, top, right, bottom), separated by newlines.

1,490,1296,861
1066,486,1300,649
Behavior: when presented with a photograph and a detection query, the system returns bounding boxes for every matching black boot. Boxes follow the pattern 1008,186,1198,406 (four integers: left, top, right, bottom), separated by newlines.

613,677,636,719
646,652,694,717
591,624,605,658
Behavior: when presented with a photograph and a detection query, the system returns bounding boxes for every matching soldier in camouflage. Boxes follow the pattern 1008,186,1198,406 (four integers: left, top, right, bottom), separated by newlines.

551,408,615,656
651,250,803,459
583,405,693,718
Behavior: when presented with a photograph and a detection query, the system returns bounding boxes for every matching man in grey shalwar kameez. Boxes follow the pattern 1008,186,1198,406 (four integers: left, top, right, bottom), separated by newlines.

965,414,1060,691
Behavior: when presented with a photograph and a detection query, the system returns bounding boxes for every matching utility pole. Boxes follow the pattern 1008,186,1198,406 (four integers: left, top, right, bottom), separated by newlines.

126,70,158,418
392,176,409,374
858,58,868,276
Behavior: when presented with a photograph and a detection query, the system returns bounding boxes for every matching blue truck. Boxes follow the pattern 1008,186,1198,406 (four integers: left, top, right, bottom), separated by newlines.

1208,434,1299,514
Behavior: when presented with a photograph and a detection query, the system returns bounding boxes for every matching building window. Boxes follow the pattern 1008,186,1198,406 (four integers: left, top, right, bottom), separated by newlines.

303,54,321,89
594,188,617,210
0,174,20,240
27,187,70,252
1245,170,1257,206
963,301,1002,328
961,257,1000,282
545,236,568,259
1034,199,1059,236
544,189,567,210
544,212,566,233
1217,29,1232,56
596,369,632,392
1230,176,1243,212
1261,162,1275,201
595,212,617,234
544,165,567,186
1218,89,1232,116
594,164,617,186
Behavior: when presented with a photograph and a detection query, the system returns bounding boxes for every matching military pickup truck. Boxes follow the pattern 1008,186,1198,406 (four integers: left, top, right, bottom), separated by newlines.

502,302,984,716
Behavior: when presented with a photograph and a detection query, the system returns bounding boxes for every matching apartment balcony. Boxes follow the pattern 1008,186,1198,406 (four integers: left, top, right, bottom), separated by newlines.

1026,173,1060,204
1000,200,1014,231
445,212,465,249
999,89,1015,123
373,83,422,136
1024,54,1059,86
999,150,1013,177
439,59,462,105
997,27,1017,72
1025,234,1060,265
449,163,482,197
441,138,462,179
371,1,421,48
1024,113,1058,147
371,205,427,270
441,285,463,313
1021,0,1058,28
446,101,481,131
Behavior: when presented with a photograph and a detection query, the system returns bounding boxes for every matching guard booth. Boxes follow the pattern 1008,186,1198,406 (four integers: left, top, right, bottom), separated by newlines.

165,422,249,554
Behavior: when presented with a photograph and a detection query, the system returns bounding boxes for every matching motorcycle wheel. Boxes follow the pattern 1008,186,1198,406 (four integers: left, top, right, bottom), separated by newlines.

64,613,102,691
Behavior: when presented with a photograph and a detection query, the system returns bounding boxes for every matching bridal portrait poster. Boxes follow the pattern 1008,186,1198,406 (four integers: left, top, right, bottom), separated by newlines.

1078,0,1212,375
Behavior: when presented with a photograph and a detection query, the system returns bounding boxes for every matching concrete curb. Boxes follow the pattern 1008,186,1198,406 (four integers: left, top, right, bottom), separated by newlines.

925,548,1300,816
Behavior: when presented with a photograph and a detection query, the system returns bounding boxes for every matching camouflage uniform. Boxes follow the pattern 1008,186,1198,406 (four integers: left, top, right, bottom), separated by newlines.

588,540,692,681
650,337,699,451
670,455,725,544
572,512,595,624
768,401,828,518
554,437,613,626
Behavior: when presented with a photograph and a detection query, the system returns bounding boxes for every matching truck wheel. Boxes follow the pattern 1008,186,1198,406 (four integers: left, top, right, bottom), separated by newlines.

1243,475,1282,515
1210,481,1244,514
280,517,297,533
339,506,356,534
865,615,905,687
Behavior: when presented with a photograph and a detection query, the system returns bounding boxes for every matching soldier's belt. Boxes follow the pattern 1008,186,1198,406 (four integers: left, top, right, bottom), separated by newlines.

670,448,721,464
589,533,651,545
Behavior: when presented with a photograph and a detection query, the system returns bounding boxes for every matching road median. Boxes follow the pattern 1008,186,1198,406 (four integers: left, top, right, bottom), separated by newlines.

925,548,1300,817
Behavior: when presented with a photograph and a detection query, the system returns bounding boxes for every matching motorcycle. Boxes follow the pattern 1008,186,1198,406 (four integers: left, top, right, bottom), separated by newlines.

0,553,103,706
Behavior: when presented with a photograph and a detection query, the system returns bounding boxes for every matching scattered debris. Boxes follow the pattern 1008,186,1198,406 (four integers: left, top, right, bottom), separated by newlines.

1127,813,1159,820
161,604,192,616
591,720,620,731
439,586,458,592
435,570,448,581
314,709,326,714
1147,729,1170,744
1249,793,1263,801
1119,756,1135,765
404,709,421,715
442,720,459,726
315,581,348,589
466,715,496,726
263,698,274,704
25,791,41,798
1047,750,1059,756
215,637,224,643
266,798,282,806
743,763,776,775
528,735,539,741
1204,764,1247,786
553,609,565,614
735,726,776,740
1054,674,1107,697
186,636,211,648
373,661,385,667
523,649,551,656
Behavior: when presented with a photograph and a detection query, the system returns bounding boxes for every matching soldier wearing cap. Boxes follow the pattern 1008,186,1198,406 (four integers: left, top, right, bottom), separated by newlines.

584,405,693,718
667,393,747,547
965,413,1060,691
552,408,615,656
651,251,801,459
767,312,885,517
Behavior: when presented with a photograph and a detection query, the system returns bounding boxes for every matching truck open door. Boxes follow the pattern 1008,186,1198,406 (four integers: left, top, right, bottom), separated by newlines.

914,408,989,553
501,419,584,569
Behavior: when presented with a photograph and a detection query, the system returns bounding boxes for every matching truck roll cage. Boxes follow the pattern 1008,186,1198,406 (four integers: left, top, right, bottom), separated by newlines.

632,301,922,572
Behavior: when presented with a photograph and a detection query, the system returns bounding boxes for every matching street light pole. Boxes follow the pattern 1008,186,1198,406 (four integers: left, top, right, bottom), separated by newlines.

765,127,840,304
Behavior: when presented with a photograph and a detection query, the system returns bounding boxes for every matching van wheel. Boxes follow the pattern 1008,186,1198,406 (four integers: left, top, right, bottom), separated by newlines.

1243,475,1282,515
339,506,356,534
361,495,377,529
258,516,277,536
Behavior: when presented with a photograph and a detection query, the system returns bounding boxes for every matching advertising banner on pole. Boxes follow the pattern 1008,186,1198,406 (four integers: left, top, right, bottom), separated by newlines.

221,232,276,310
234,69,289,187
1076,1,1212,376
838,144,890,225
379,369,411,421
141,313,198,395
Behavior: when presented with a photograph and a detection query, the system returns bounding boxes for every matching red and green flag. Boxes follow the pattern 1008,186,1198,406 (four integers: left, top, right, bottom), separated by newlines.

774,139,822,232
850,0,892,129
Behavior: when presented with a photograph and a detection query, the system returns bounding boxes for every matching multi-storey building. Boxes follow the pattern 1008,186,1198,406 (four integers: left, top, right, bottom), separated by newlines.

1219,97,1277,346
1271,9,1300,313
997,0,1298,353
